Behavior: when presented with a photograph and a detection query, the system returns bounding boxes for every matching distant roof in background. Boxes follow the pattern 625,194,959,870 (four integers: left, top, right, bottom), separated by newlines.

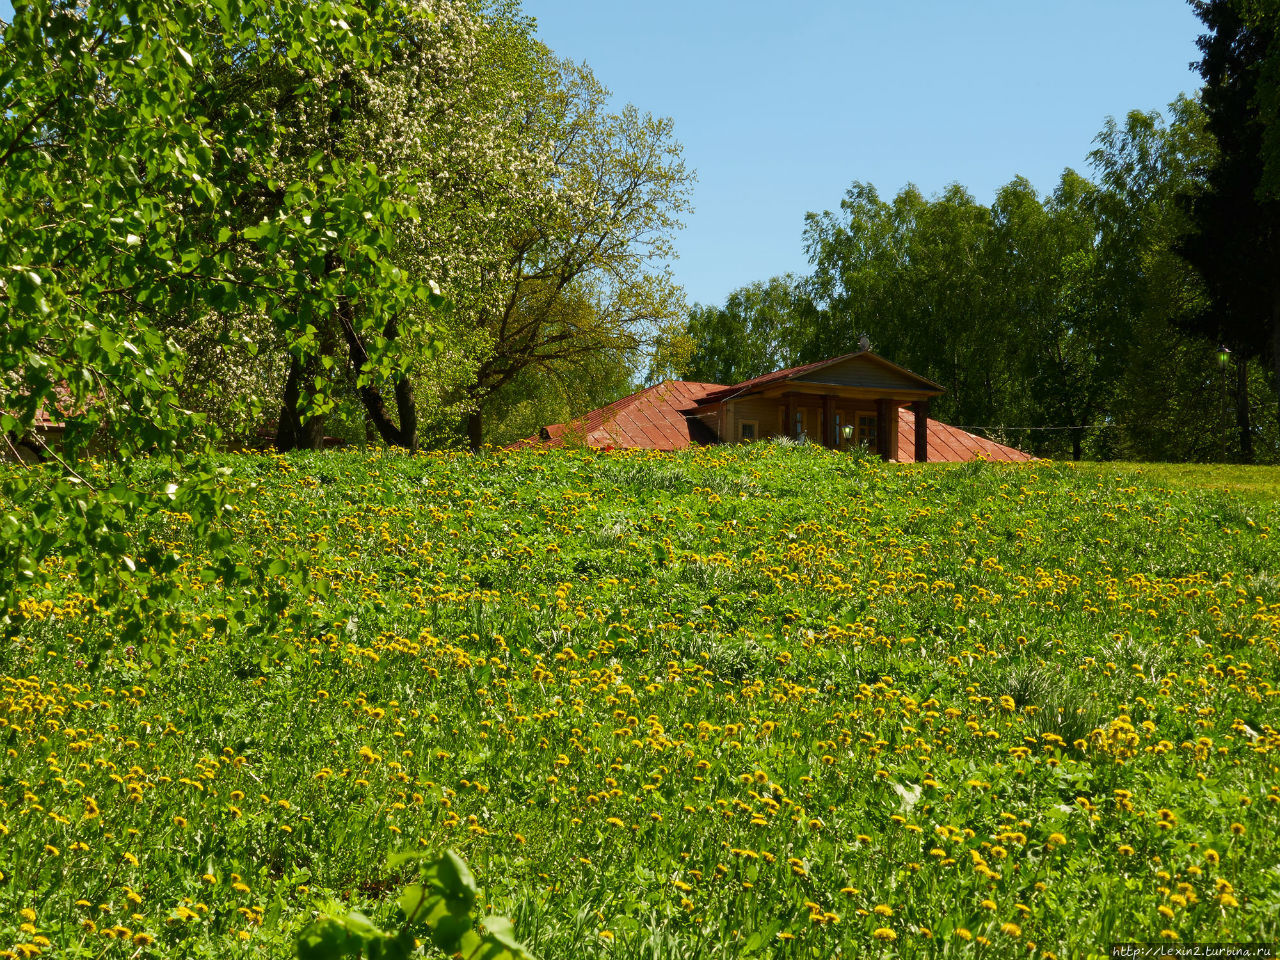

520,379,1032,463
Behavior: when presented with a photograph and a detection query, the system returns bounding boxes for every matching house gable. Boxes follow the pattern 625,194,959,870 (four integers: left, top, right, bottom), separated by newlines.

791,353,943,394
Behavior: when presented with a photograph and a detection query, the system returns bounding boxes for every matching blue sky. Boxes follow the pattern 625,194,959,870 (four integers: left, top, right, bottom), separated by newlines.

526,0,1205,307
1,0,1204,308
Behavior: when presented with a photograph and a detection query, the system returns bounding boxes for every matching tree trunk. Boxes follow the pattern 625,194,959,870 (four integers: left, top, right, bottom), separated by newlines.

393,371,418,454
1236,355,1253,464
333,294,418,452
1273,298,1280,442
467,408,483,452
276,355,326,452
1072,428,1083,462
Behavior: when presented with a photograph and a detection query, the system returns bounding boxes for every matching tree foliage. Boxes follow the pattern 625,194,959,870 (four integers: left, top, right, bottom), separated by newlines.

1177,0,1280,461
457,58,694,447
180,16,693,453
1,0,432,633
680,276,809,386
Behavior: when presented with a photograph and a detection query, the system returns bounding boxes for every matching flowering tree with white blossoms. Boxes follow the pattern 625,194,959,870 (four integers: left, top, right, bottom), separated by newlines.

458,56,695,448
184,3,693,451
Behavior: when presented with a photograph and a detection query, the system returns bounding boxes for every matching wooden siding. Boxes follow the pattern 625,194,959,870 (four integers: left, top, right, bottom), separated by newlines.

794,355,924,391
729,396,786,441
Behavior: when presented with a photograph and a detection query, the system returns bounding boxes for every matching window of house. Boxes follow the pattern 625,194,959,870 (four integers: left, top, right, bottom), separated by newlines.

857,414,877,448
794,409,805,439
740,420,758,441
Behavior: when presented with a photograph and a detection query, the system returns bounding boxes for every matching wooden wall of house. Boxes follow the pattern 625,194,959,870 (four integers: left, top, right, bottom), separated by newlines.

727,396,785,441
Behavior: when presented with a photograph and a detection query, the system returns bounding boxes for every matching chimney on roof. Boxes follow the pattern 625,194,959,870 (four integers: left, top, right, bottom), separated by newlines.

857,333,872,352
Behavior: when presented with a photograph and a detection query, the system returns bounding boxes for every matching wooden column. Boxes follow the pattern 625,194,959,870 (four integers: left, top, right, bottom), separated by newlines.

875,399,892,461
822,395,835,448
912,399,929,463
785,394,797,439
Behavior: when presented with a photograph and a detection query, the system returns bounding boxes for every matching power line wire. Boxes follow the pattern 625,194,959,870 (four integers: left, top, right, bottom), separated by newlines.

946,423,1121,433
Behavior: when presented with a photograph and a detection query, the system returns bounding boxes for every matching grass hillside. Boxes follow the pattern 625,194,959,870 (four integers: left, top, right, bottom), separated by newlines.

4,445,1280,959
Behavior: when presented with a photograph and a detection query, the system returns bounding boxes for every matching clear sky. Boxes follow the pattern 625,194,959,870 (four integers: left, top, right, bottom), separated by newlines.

524,0,1206,307
1,0,1205,309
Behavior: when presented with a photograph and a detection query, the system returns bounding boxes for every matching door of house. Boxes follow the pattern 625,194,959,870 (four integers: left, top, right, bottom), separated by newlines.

784,404,824,442
833,408,877,451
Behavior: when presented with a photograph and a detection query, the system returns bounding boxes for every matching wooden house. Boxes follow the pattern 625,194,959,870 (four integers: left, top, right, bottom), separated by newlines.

527,350,1031,463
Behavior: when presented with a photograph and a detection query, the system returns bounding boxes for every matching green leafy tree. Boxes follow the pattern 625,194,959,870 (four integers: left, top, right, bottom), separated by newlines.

802,182,915,367
803,182,1010,431
484,343,637,447
1088,100,1258,462
984,173,1106,460
459,58,694,449
165,0,541,452
1,0,428,637
1177,0,1280,460
680,276,810,385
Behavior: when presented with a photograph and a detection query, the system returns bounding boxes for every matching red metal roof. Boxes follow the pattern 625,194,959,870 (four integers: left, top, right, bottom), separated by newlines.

522,380,1032,463
528,381,725,451
895,407,1032,463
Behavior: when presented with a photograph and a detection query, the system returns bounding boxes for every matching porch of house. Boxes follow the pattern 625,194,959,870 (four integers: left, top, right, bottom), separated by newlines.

712,391,933,462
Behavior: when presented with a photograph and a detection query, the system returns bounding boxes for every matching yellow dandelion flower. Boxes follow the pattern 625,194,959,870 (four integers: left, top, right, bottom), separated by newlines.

872,927,897,941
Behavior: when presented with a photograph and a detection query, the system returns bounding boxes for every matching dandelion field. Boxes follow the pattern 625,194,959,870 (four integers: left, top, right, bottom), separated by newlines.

4,444,1280,959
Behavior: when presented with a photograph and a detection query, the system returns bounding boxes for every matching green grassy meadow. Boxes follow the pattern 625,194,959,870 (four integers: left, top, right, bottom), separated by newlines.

4,445,1280,959
1077,462,1280,503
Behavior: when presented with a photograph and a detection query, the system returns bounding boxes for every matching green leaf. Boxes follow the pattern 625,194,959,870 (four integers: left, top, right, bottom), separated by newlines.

397,884,427,921
432,850,478,905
